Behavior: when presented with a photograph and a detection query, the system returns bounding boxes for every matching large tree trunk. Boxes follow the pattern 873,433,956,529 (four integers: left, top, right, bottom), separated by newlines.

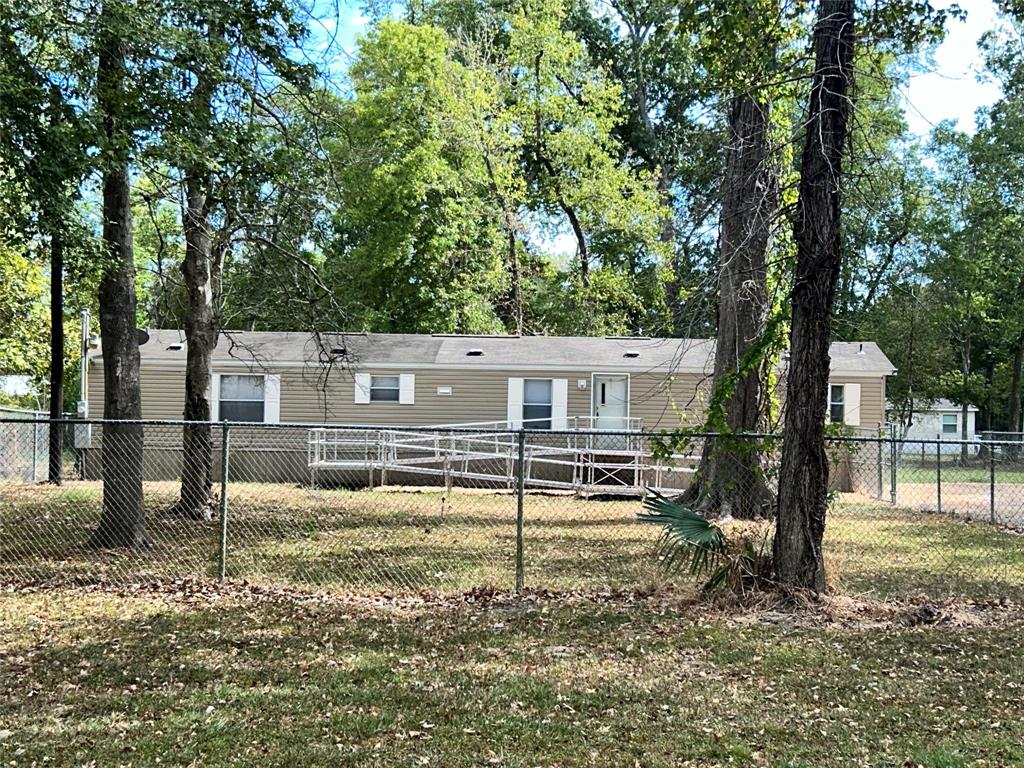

48,230,64,484
684,93,777,519
1008,335,1023,461
177,170,217,519
773,0,855,592
175,32,220,520
91,162,146,548
89,13,145,547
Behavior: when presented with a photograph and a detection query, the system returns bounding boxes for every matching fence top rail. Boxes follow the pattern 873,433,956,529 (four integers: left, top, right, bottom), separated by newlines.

7,417,1024,447
978,432,1024,443
0,417,769,440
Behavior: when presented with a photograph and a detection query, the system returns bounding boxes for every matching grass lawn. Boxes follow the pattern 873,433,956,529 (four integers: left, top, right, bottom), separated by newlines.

2,482,1023,599
896,461,1024,485
1,585,1022,767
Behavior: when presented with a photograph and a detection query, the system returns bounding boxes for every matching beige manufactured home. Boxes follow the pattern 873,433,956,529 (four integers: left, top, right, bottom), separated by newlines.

83,330,894,491
86,330,894,431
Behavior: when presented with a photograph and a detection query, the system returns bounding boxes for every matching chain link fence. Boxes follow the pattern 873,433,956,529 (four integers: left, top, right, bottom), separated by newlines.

0,407,50,482
1,418,1022,598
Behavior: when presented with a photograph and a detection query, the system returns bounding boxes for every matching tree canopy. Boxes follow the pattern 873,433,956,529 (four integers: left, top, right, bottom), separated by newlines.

0,0,1021,438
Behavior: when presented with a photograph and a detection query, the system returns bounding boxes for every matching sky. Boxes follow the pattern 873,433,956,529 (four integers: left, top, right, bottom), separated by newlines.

322,0,1006,137
904,0,1003,136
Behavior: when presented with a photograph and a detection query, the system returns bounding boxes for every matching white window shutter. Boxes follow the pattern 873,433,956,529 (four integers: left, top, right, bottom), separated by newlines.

354,373,371,404
264,374,281,423
507,377,524,429
552,378,568,430
399,374,415,405
844,383,861,426
210,374,221,421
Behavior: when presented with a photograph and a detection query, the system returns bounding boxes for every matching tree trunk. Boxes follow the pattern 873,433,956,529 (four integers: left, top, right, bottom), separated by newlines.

92,162,145,549
48,230,64,484
959,336,971,465
684,93,777,519
977,361,993,461
89,8,145,548
481,153,523,335
177,170,217,519
175,28,220,520
506,228,523,334
658,165,689,335
1008,336,1023,461
773,0,854,592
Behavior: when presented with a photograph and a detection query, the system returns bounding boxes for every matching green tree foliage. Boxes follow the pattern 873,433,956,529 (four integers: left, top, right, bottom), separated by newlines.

322,2,668,336
0,243,48,380
324,21,508,333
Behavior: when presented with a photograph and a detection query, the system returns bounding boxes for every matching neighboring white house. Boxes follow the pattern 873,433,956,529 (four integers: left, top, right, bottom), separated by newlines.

894,399,979,454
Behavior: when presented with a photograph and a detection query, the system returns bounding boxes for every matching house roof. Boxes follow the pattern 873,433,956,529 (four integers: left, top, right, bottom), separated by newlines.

92,329,896,375
889,398,979,413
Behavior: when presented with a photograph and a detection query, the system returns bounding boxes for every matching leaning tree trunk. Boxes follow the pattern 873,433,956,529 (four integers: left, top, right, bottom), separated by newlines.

773,0,855,592
1008,335,1023,461
89,13,145,547
177,170,217,519
684,94,777,519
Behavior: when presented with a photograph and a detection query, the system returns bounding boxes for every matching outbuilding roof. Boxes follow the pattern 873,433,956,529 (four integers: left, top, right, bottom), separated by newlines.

94,330,896,375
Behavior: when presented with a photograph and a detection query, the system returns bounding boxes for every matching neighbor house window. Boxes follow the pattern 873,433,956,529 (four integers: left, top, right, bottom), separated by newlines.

942,413,958,434
829,384,845,424
370,375,401,402
219,375,265,422
523,379,553,430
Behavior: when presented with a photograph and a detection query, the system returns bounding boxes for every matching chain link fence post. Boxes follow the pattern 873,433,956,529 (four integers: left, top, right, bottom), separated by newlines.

515,429,525,593
890,430,897,505
936,435,943,516
990,445,996,525
876,426,884,501
218,421,231,582
31,422,39,482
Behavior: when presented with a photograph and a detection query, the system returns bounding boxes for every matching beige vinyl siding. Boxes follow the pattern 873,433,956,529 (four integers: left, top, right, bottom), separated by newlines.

88,363,595,426
279,368,592,425
829,375,886,428
628,372,710,431
87,359,887,431
87,363,187,420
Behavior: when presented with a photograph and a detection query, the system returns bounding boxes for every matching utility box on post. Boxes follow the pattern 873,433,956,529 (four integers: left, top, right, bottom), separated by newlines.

74,400,92,449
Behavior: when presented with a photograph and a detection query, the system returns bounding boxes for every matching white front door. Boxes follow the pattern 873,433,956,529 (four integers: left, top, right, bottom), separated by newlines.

592,375,629,430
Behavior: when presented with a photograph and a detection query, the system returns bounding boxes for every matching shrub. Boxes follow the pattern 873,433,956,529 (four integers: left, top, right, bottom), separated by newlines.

637,490,773,594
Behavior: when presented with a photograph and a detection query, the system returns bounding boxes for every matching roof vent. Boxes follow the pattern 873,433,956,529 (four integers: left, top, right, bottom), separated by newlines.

467,348,484,357
330,346,348,357
857,343,865,354
167,343,184,351
623,351,640,359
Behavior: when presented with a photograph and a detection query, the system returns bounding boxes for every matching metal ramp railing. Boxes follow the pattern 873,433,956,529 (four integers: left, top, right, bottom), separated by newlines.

308,425,698,495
